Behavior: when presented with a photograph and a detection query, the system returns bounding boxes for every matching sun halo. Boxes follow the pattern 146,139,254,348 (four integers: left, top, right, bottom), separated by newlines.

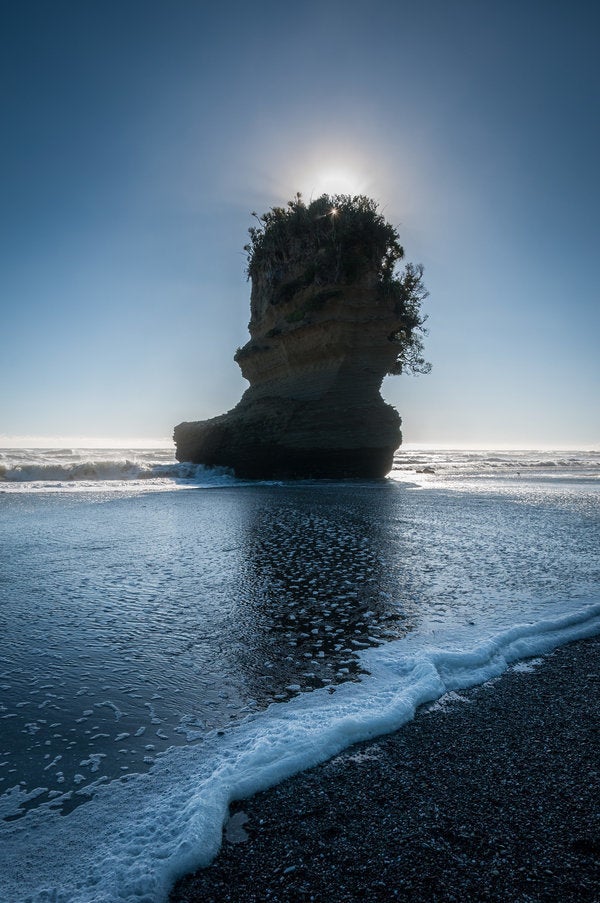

308,165,364,198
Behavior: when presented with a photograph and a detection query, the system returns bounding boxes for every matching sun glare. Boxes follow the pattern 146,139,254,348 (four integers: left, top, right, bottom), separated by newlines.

312,166,361,196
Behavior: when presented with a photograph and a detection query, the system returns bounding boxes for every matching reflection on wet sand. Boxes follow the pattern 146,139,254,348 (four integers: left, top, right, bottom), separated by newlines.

230,484,418,705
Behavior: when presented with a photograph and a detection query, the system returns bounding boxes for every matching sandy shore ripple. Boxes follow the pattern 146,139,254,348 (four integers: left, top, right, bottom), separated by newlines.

171,635,600,902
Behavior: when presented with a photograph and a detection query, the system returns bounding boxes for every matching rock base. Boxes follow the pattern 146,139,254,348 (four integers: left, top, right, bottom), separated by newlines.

174,395,401,480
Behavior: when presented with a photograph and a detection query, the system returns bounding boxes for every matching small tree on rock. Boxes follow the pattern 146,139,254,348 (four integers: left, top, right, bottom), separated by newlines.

244,193,431,375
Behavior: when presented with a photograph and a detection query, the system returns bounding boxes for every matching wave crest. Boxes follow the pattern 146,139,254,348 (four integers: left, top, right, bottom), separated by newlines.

0,459,232,484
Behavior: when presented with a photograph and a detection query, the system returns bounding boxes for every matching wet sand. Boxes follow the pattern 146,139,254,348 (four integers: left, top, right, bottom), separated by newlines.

170,635,600,902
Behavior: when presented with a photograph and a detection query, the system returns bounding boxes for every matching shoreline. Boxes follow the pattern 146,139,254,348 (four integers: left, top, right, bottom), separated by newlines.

171,635,600,902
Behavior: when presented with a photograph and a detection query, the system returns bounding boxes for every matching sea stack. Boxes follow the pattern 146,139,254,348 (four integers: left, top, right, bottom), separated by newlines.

174,194,429,479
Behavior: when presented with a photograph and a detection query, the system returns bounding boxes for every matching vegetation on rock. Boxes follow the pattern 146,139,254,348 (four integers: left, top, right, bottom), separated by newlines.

244,193,431,375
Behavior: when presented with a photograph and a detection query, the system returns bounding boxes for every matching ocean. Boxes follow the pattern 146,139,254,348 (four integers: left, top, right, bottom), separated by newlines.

1,446,599,901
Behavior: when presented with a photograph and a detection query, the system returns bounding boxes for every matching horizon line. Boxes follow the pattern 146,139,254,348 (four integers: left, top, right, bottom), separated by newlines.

0,436,598,452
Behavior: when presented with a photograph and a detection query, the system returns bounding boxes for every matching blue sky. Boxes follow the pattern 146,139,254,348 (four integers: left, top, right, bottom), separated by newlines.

1,0,598,447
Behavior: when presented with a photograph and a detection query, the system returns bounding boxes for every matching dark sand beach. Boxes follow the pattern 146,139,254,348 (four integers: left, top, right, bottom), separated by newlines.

171,635,599,902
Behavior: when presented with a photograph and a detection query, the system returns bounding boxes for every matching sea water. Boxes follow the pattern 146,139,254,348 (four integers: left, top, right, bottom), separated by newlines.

0,446,598,901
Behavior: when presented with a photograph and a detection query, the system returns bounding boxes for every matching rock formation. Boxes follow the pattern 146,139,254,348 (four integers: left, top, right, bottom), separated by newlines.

174,195,429,479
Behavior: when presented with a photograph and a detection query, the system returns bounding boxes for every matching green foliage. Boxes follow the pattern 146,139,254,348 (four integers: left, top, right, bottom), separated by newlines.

245,193,402,287
244,193,431,375
386,262,432,375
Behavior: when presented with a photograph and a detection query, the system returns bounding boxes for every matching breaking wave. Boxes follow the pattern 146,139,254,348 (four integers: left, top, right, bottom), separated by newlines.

0,459,217,483
391,448,600,494
393,448,600,472
0,449,238,491
1,446,597,494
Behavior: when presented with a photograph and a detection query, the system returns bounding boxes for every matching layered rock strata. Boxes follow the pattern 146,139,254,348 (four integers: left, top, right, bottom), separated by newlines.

174,264,408,478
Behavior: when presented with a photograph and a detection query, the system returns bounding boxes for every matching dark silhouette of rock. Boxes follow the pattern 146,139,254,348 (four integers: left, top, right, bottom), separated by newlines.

174,195,429,479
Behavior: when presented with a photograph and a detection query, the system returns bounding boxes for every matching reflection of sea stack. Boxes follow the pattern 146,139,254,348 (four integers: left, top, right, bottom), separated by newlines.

174,194,429,479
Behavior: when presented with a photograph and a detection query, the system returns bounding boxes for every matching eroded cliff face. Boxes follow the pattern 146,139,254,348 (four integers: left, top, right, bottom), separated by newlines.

174,262,405,478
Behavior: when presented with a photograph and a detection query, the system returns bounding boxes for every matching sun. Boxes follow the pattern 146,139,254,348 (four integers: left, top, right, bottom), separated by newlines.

268,143,381,204
311,166,361,196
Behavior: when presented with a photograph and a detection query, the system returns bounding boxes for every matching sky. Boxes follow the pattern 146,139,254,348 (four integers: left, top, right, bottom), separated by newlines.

1,0,598,448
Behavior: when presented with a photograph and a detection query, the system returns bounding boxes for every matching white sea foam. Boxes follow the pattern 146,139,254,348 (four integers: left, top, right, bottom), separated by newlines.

0,448,237,492
391,447,600,492
1,601,598,902
1,447,598,494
